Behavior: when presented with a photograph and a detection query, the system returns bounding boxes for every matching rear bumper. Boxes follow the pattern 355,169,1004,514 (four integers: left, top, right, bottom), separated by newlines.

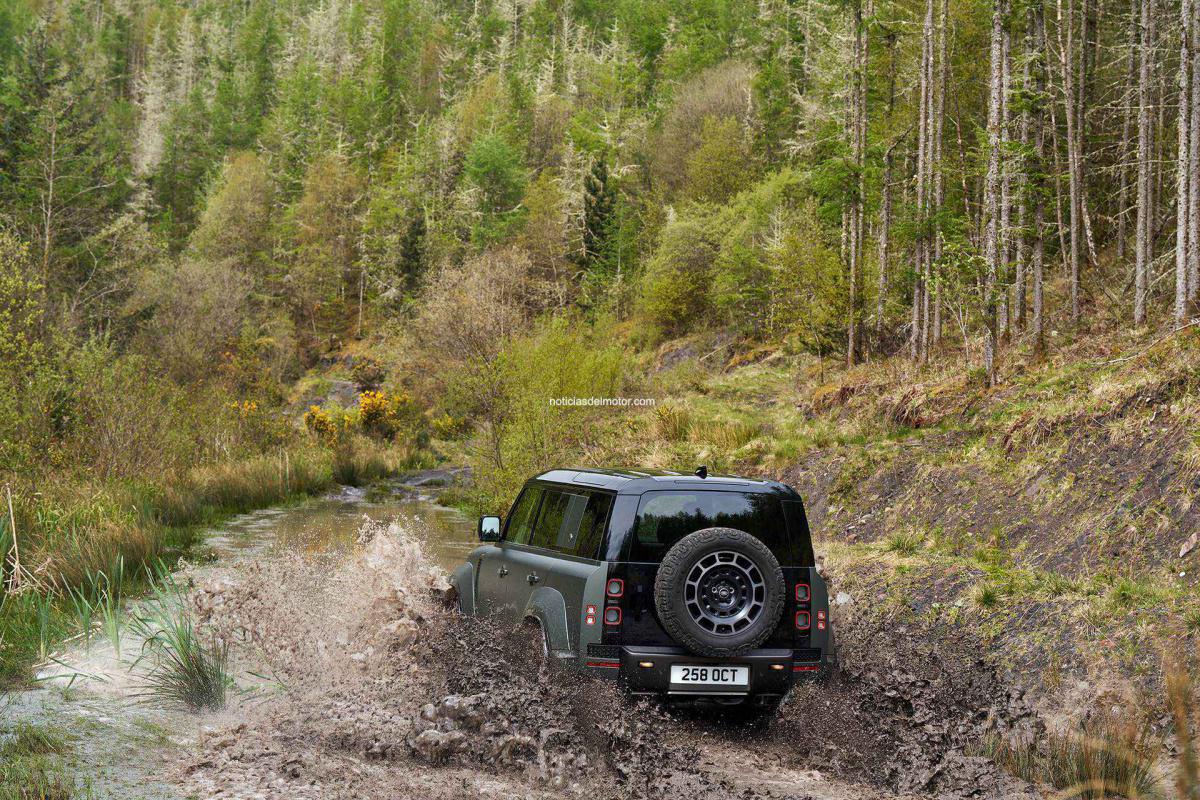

583,645,828,697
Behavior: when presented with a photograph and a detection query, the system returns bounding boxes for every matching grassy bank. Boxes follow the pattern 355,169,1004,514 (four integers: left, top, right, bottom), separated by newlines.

0,435,417,687
437,324,1200,713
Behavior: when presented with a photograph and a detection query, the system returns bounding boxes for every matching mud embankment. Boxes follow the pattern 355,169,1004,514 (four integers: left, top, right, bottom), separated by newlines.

180,519,1038,799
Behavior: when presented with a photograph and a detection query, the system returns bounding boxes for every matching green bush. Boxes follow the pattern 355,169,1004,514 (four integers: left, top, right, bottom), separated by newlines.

462,317,629,508
637,209,720,338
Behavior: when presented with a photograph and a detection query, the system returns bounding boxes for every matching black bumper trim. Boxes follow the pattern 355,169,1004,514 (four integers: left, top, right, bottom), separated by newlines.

616,646,802,696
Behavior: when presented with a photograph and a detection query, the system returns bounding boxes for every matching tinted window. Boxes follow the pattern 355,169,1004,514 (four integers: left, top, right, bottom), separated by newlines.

529,489,613,558
505,486,543,545
629,490,798,564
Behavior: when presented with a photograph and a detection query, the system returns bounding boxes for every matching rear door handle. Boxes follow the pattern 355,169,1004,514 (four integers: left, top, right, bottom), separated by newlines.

527,573,540,584
497,566,509,577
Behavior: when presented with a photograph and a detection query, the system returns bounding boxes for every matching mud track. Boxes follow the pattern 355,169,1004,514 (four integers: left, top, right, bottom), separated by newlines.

180,520,1040,799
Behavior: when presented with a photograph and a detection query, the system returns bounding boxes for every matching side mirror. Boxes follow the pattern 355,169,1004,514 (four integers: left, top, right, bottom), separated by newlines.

478,515,502,542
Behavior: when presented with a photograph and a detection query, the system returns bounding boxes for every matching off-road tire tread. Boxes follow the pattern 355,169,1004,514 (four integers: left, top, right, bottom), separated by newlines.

653,527,785,657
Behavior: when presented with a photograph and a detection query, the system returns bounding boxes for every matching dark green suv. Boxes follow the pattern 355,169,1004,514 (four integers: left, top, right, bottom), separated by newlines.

450,468,833,710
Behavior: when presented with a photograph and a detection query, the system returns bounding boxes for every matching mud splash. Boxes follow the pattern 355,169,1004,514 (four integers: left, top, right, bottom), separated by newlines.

182,520,711,799
179,518,1038,800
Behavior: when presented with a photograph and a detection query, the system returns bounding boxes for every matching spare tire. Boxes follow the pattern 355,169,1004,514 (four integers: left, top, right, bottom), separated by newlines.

653,527,786,657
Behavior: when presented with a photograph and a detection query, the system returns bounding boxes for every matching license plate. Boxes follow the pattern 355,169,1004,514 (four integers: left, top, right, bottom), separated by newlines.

670,664,749,687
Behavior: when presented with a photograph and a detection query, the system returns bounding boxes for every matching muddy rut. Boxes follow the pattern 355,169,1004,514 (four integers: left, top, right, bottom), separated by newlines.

179,519,1040,800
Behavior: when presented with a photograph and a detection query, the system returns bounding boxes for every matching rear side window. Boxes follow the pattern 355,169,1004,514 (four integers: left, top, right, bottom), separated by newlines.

505,486,543,545
529,489,612,558
628,490,800,564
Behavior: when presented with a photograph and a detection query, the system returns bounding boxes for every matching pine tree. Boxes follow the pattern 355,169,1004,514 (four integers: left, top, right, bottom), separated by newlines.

581,157,616,271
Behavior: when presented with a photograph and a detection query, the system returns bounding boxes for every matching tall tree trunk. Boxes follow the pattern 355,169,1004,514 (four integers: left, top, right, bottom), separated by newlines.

1014,18,1033,333
1059,0,1084,322
913,0,934,362
1190,0,1200,304
1135,0,1155,327
1033,1,1049,357
877,146,895,340
932,0,948,347
847,0,868,367
1176,0,1193,328
1117,1,1139,262
984,0,1006,387
999,24,1013,340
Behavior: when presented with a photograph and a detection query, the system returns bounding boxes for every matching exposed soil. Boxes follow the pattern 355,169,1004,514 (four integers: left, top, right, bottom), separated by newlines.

177,519,1040,800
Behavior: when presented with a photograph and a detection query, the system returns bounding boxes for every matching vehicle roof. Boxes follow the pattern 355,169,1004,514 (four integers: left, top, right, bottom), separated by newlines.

530,467,802,498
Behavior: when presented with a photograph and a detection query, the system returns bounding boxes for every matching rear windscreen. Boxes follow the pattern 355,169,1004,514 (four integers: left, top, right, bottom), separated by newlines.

627,490,808,564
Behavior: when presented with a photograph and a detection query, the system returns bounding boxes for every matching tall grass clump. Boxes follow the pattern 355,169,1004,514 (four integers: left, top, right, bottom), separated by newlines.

653,405,694,442
128,575,230,712
882,529,925,556
1168,659,1200,799
982,710,1160,799
691,418,761,450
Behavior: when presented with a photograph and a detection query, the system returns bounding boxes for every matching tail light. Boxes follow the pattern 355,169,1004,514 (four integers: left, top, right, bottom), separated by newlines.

606,578,624,598
795,584,810,603
794,611,810,630
817,610,826,631
604,607,622,626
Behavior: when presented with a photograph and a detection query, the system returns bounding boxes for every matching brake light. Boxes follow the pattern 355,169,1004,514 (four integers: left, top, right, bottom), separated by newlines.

795,584,810,603
606,578,624,598
585,604,597,626
604,607,622,626
817,610,826,631
794,611,810,630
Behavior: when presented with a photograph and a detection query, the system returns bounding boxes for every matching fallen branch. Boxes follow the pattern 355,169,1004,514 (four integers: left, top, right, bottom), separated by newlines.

1099,319,1200,367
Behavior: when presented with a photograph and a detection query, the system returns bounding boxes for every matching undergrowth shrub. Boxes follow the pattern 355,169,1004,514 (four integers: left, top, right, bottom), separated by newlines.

653,405,694,442
461,317,628,509
982,711,1160,798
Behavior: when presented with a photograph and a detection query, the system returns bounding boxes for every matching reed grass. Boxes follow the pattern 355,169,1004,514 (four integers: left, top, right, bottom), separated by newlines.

128,573,231,712
982,710,1161,799
0,446,349,687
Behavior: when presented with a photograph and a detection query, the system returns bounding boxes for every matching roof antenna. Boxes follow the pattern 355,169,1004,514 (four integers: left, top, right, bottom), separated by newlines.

695,465,708,479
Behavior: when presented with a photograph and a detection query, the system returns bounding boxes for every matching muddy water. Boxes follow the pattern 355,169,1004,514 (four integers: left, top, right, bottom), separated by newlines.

0,478,476,800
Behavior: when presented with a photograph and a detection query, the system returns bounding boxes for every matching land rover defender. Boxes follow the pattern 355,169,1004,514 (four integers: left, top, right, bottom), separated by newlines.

449,467,832,710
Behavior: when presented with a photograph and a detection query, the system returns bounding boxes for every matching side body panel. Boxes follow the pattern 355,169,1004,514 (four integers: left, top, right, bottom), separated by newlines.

450,560,475,615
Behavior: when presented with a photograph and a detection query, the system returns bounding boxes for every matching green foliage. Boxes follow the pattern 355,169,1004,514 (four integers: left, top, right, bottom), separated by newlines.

683,116,757,203
465,133,528,246
637,208,721,338
582,158,616,270
462,317,628,507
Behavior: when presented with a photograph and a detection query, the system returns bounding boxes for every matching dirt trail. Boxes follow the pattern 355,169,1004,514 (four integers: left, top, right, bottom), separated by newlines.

178,519,1040,800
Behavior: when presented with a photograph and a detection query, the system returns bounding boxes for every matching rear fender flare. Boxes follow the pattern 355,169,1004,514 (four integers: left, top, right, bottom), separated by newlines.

450,562,475,616
523,587,571,656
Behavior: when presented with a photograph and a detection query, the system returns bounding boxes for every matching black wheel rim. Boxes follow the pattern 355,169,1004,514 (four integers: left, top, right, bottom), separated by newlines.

682,550,766,635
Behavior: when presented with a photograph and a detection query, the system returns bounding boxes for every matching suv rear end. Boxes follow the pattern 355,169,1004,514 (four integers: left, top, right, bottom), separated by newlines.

574,472,832,707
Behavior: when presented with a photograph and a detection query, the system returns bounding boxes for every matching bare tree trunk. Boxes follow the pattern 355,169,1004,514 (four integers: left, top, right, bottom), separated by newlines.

1177,0,1193,328
1033,2,1049,357
913,0,934,362
932,0,948,347
877,147,894,338
1014,18,1033,333
1135,0,1155,327
1117,0,1139,262
1190,0,1200,304
984,0,1006,386
847,0,869,368
1059,0,1084,322
999,25,1013,340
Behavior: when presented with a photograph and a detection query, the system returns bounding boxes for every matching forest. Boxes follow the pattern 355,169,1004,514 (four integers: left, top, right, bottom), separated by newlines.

5,0,1200,763
8,0,1200,795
